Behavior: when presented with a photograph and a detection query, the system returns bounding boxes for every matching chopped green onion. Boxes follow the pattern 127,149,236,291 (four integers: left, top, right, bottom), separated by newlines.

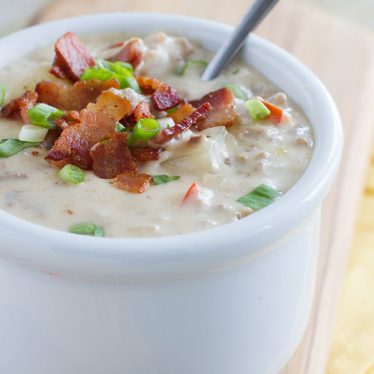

19,125,48,142
0,139,40,158
58,164,85,185
245,99,271,121
237,184,281,210
97,58,133,73
68,222,105,237
0,83,5,107
152,175,181,185
166,106,178,114
224,83,249,100
115,122,128,133
28,103,65,129
93,225,105,237
128,118,161,146
81,59,140,92
176,59,208,76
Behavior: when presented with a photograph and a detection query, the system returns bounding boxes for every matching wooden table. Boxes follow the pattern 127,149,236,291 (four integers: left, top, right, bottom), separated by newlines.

34,0,374,372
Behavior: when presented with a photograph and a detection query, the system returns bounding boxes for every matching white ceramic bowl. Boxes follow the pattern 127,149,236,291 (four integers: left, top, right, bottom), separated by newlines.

0,13,342,374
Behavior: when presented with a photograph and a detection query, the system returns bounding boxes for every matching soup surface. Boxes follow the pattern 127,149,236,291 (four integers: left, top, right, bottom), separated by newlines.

0,32,313,237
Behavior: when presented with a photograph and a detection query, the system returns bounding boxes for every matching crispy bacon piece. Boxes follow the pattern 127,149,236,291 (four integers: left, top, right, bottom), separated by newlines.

36,79,120,111
90,133,136,179
112,172,152,193
128,101,154,123
131,146,163,162
190,88,236,130
152,103,212,144
50,32,95,82
86,88,132,121
136,76,164,94
168,103,194,124
153,86,181,111
46,90,132,169
109,38,145,69
40,129,62,150
1,91,38,123
136,76,182,111
55,111,80,129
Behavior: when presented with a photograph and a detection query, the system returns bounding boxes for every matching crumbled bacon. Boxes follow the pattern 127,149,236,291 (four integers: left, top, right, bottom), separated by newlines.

152,103,212,144
112,172,152,193
127,101,154,124
90,133,136,179
136,76,182,111
1,91,38,123
153,86,181,111
136,76,164,94
190,88,236,130
86,88,132,121
40,129,62,150
46,90,132,169
50,32,95,82
168,103,194,124
55,111,80,129
36,79,120,111
131,146,163,162
109,38,145,69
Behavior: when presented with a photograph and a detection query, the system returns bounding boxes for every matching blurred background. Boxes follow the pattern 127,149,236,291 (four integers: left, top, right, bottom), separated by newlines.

0,1,373,373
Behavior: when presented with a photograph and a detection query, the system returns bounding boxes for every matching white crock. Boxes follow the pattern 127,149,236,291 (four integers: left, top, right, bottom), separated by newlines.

0,13,343,374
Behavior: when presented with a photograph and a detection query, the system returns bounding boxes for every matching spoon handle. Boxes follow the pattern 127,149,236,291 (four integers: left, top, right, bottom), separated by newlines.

201,0,280,81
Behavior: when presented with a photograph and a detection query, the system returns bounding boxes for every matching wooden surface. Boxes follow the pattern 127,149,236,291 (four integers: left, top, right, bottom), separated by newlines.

327,150,374,374
35,1,374,373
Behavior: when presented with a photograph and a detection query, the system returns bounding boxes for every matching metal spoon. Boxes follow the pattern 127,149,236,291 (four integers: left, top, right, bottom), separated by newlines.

201,0,280,81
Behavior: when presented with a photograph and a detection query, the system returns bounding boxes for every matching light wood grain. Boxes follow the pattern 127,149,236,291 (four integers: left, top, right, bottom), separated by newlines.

35,1,374,372
327,149,374,374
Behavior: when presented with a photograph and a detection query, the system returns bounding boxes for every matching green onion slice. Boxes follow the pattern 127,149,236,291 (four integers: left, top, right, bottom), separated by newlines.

81,59,140,92
237,184,281,210
176,59,208,76
224,83,249,101
68,222,105,237
0,83,5,107
245,99,271,121
115,122,128,133
0,139,40,158
128,118,161,146
166,106,178,114
152,175,181,185
58,164,85,185
19,125,48,142
28,103,65,129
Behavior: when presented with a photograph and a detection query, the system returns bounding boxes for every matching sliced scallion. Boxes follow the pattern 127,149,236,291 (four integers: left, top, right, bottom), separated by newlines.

19,125,48,142
166,106,178,114
237,184,281,210
0,139,40,158
0,83,5,107
152,175,181,185
115,122,127,133
245,99,271,121
176,59,208,76
128,118,161,146
58,164,85,185
81,59,140,92
28,103,65,129
224,83,249,101
68,222,105,237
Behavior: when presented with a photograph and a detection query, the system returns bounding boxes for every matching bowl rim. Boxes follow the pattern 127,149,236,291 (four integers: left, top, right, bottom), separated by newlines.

0,13,343,273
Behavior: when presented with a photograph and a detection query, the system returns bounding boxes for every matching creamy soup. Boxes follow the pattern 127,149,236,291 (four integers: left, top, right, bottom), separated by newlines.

0,32,313,237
